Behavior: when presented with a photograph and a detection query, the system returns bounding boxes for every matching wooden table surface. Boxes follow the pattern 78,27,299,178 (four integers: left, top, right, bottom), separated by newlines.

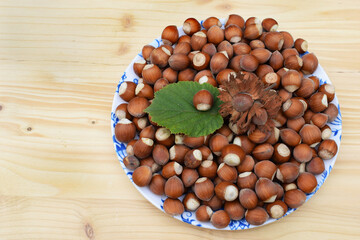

1,0,360,239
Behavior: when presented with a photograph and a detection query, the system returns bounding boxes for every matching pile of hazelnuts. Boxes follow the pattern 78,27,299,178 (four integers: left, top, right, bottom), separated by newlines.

114,15,340,228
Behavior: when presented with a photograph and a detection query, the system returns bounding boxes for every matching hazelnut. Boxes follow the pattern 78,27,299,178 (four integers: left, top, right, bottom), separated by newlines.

162,161,183,179
229,55,243,72
244,23,263,40
284,189,306,208
119,81,136,102
183,135,205,148
254,160,277,180
155,128,174,147
281,70,302,92
190,31,207,51
225,14,245,28
224,24,242,43
280,31,294,49
142,64,162,85
294,38,308,54
284,55,303,71
168,54,190,71
239,188,258,209
194,69,213,82
262,18,278,31
142,45,155,61
207,25,224,45
262,72,281,89
323,103,339,123
183,18,201,36
310,113,329,128
282,48,299,60
150,46,171,68
174,42,191,55
203,16,222,30
192,52,210,71
153,144,170,166
161,25,179,45
198,160,218,178
196,205,213,222
184,149,202,168
237,155,255,173
269,50,284,71
295,78,315,98
320,125,332,140
149,174,166,195
215,124,234,142
133,117,149,131
273,111,287,127
237,172,257,189
309,76,320,90
240,54,259,72
182,192,201,211
299,124,322,147
202,43,217,57
233,135,256,154
132,165,152,187
251,48,272,65
211,210,231,229
297,172,317,193
196,75,218,87
247,128,271,144
163,198,184,216
318,139,338,160
276,162,300,183
203,195,223,211
250,39,265,49
224,200,245,220
133,138,154,159
319,83,335,102
256,64,274,81
140,157,161,173
273,143,291,163
209,134,229,156
266,127,280,145
123,155,140,170
245,207,269,225
153,78,169,92
115,103,132,120
194,177,214,201
193,89,213,111
283,183,297,192
264,32,284,51
287,117,306,133
181,168,199,187
217,163,238,182
215,181,239,201
217,41,234,59
210,52,229,74
178,35,192,44
221,144,246,166
164,176,184,198
169,144,190,163
278,88,292,104
255,178,278,203
252,143,274,161
162,67,178,83
114,118,136,143
282,98,304,119
178,68,196,82
306,157,325,175
266,200,288,219
133,58,146,77
245,17,261,27
301,53,318,75
135,83,154,99
233,42,251,55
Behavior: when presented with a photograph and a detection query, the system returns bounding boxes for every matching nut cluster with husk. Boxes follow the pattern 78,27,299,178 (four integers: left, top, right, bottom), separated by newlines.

114,14,339,229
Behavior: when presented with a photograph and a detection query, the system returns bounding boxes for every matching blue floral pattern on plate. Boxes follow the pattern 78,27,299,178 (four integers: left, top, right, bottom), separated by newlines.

110,19,342,230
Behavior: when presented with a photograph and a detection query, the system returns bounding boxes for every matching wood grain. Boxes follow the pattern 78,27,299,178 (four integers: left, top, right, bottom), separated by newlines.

1,0,360,239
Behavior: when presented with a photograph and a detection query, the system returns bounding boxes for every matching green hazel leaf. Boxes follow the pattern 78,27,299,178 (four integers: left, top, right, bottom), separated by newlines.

145,81,224,137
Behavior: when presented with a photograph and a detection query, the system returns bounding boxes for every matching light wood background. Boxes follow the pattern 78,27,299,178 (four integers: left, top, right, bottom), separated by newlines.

1,0,360,239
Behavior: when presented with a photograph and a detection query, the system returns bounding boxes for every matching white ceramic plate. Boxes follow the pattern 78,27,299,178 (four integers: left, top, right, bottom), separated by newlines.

111,19,342,230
